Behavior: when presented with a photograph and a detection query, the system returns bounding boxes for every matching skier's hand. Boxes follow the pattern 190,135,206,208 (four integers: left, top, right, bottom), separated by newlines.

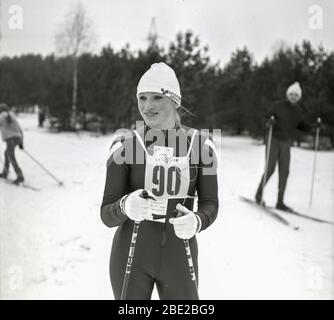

311,117,324,133
18,139,24,150
266,116,275,127
122,189,156,222
169,204,201,240
315,117,322,129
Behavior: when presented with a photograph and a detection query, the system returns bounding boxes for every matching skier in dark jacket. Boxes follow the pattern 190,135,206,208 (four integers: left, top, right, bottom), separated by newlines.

100,63,219,300
255,82,315,211
0,103,24,184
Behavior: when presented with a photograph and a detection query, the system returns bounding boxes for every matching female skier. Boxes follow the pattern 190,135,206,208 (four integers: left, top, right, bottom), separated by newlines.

0,103,24,184
100,62,219,300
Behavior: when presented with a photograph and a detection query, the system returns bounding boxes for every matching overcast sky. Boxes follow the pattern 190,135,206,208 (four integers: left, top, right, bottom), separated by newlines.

0,0,333,65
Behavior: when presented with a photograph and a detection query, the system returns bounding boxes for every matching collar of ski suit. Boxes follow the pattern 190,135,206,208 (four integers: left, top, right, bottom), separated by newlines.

143,123,182,136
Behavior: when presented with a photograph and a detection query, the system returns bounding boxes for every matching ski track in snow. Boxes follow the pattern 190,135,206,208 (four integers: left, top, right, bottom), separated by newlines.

0,113,333,300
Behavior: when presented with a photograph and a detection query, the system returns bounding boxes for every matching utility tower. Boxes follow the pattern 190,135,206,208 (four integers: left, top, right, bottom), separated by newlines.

147,17,159,51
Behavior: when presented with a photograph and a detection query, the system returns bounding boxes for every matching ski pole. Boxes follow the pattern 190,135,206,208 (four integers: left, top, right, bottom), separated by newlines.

309,117,321,208
174,210,199,300
260,116,274,205
22,149,64,186
120,190,153,300
120,220,140,300
183,238,199,299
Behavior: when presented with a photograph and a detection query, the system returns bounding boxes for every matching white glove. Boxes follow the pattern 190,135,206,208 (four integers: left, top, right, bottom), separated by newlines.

169,204,201,240
123,189,156,222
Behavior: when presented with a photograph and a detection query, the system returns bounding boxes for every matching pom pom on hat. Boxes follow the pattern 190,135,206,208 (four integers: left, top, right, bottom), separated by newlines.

137,62,181,106
286,82,302,98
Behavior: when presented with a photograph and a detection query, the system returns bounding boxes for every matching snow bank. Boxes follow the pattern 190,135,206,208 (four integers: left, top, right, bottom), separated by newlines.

0,113,333,299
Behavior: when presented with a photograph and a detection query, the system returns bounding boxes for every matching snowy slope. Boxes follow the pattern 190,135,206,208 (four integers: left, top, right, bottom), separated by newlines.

0,113,333,300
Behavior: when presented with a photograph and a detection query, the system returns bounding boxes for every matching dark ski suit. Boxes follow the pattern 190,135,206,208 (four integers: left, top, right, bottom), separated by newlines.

101,124,219,300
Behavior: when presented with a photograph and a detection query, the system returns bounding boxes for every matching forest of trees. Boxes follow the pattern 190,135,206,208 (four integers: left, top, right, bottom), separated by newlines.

0,31,333,144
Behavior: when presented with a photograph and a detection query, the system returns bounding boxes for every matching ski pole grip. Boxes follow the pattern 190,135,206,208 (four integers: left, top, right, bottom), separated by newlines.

141,190,148,198
140,190,156,201
266,115,275,128
317,117,321,124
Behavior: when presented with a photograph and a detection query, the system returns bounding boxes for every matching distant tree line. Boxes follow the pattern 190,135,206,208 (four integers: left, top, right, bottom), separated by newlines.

0,31,333,144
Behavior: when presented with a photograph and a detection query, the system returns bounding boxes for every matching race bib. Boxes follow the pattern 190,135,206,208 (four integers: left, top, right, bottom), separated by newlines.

145,146,190,200
133,129,196,222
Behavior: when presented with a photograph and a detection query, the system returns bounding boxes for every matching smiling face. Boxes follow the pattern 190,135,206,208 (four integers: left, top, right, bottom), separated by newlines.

138,92,178,129
287,92,301,105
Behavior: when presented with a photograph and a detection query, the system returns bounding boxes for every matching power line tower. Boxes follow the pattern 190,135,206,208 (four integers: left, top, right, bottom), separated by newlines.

147,17,159,51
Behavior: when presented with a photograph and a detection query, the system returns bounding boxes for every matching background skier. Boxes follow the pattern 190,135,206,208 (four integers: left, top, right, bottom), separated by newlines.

254,82,321,211
0,103,25,185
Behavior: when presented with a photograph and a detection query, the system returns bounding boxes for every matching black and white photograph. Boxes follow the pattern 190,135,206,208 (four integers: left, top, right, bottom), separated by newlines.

0,0,333,301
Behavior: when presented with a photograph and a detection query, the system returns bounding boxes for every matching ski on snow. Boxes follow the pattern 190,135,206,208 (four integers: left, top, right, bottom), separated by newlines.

239,196,300,231
268,206,334,226
1,179,40,191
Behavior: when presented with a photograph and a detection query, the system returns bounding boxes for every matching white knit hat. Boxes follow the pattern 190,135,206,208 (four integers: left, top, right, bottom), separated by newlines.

286,82,302,99
137,62,181,106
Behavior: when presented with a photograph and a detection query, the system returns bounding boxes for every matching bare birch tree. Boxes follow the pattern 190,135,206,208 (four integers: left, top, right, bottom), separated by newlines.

55,1,95,128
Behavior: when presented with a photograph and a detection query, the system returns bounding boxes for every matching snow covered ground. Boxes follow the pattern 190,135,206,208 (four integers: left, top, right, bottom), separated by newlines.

0,113,333,300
